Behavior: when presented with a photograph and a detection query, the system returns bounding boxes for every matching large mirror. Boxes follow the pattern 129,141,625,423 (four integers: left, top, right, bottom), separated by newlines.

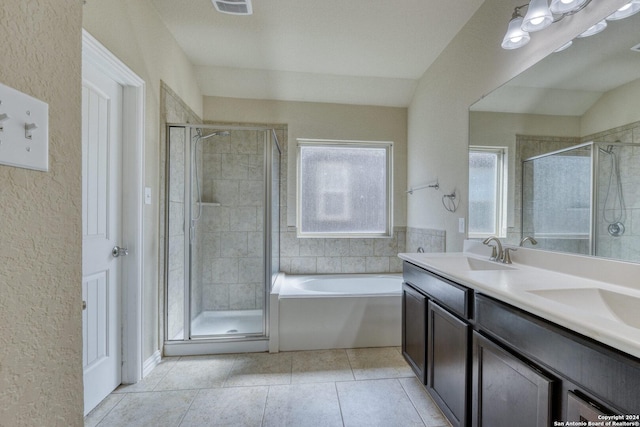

469,9,640,263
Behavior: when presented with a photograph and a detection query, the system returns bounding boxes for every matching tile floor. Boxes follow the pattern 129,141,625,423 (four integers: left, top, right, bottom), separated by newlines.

85,347,450,427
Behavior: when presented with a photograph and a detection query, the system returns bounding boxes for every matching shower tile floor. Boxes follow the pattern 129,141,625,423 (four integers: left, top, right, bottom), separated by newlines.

85,347,451,427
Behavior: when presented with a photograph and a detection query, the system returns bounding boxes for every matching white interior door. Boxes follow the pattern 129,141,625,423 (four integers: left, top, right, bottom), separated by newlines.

82,60,124,415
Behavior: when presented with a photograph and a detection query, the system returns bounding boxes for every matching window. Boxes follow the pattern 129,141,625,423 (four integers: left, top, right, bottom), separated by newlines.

297,139,393,237
468,147,507,238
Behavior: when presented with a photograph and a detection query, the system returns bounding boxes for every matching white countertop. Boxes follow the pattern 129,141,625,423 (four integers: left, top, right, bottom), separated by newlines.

399,246,640,359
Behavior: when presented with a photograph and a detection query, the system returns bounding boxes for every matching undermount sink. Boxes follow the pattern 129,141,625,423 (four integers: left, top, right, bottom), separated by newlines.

420,255,517,272
528,288,640,329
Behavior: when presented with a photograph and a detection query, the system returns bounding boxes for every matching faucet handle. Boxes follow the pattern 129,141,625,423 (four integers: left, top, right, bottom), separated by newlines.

502,247,517,264
488,246,498,260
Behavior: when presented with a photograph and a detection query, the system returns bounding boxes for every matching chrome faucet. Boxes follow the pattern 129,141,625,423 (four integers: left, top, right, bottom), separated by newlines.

482,236,503,262
519,236,538,247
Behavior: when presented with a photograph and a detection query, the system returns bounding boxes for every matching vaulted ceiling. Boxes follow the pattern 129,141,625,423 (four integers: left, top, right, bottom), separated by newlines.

150,0,485,106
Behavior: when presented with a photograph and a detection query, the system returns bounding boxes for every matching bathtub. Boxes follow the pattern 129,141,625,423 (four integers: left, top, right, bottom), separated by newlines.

269,273,402,352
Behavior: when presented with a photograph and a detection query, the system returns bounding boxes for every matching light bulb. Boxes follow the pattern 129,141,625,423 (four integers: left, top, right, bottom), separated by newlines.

577,19,607,38
606,0,640,20
502,15,531,49
522,0,553,32
550,0,588,14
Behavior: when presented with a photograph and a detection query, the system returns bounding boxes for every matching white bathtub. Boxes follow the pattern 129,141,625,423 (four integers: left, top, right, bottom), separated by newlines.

270,273,402,352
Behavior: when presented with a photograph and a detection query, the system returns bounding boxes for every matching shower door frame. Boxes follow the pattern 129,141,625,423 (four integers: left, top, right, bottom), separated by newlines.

164,123,280,355
520,141,636,258
521,142,595,254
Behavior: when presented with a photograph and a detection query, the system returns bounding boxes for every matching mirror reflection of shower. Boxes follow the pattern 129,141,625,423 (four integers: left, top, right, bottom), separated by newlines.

599,143,626,237
190,129,230,243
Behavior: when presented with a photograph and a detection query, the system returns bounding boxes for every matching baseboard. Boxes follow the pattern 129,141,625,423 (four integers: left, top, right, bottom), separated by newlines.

142,350,162,378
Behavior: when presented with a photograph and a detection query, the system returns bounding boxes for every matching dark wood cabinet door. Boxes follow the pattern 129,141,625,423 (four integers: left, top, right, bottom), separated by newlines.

566,392,610,423
472,332,555,427
402,283,427,383
427,300,470,427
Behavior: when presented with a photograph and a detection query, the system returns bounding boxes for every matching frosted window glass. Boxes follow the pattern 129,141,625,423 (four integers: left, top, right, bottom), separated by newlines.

527,155,590,235
299,144,390,236
469,151,499,235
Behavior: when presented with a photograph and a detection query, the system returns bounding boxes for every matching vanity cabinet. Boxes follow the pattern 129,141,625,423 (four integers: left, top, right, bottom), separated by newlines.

402,283,427,383
471,331,554,427
427,300,470,427
403,261,472,427
401,259,640,427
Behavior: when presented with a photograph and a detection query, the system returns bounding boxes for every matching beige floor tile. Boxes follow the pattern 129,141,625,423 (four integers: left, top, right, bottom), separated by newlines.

291,349,354,384
96,390,197,427
346,347,415,380
337,378,425,427
84,393,126,427
399,377,451,427
154,354,236,391
114,357,179,393
263,383,343,427
179,386,268,426
224,352,292,386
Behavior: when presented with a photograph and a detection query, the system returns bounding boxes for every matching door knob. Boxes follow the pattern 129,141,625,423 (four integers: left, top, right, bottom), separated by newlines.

112,246,129,257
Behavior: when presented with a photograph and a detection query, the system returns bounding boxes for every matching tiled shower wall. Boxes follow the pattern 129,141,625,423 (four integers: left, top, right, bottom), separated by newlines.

195,129,268,312
584,121,640,262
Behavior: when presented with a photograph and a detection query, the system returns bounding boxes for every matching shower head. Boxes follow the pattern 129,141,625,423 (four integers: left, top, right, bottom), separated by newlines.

194,128,230,140
598,145,615,154
200,130,230,140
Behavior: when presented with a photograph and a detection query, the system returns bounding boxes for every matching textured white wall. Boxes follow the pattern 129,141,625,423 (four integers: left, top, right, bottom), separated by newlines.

407,0,628,252
0,1,84,425
83,0,203,361
581,78,640,137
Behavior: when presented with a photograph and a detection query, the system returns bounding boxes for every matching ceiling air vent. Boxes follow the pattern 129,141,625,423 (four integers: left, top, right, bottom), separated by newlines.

212,0,253,15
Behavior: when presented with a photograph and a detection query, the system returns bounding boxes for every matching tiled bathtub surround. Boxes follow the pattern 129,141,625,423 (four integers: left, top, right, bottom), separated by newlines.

406,227,446,254
279,227,408,274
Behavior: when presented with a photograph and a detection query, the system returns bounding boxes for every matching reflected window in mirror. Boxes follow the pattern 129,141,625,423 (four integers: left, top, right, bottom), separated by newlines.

469,147,507,239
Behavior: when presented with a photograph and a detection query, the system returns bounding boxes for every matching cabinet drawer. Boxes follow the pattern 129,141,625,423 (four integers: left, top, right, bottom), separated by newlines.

403,261,472,318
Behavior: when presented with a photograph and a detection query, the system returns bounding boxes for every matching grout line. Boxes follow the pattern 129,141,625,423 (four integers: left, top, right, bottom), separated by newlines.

260,386,272,426
176,389,201,427
334,381,347,427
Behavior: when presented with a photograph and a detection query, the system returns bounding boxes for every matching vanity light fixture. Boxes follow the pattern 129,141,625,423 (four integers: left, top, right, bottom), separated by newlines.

522,0,554,32
501,6,531,49
553,40,573,52
549,0,589,14
503,0,639,50
502,0,592,50
577,19,607,38
606,0,640,20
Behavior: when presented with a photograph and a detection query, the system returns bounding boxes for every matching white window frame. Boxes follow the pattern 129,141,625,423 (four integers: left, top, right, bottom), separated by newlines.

296,139,393,238
468,146,507,239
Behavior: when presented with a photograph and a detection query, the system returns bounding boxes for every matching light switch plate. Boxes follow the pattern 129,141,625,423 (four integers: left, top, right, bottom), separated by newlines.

145,187,152,205
458,218,465,233
0,82,49,171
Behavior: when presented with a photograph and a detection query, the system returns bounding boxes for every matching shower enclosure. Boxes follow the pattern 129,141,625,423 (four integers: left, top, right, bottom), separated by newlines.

522,141,638,262
165,124,280,354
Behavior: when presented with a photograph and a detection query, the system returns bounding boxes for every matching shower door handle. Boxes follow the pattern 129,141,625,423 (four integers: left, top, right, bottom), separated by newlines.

112,246,129,257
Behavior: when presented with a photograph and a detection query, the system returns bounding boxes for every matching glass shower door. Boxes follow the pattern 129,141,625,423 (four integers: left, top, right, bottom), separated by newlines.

166,125,280,345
